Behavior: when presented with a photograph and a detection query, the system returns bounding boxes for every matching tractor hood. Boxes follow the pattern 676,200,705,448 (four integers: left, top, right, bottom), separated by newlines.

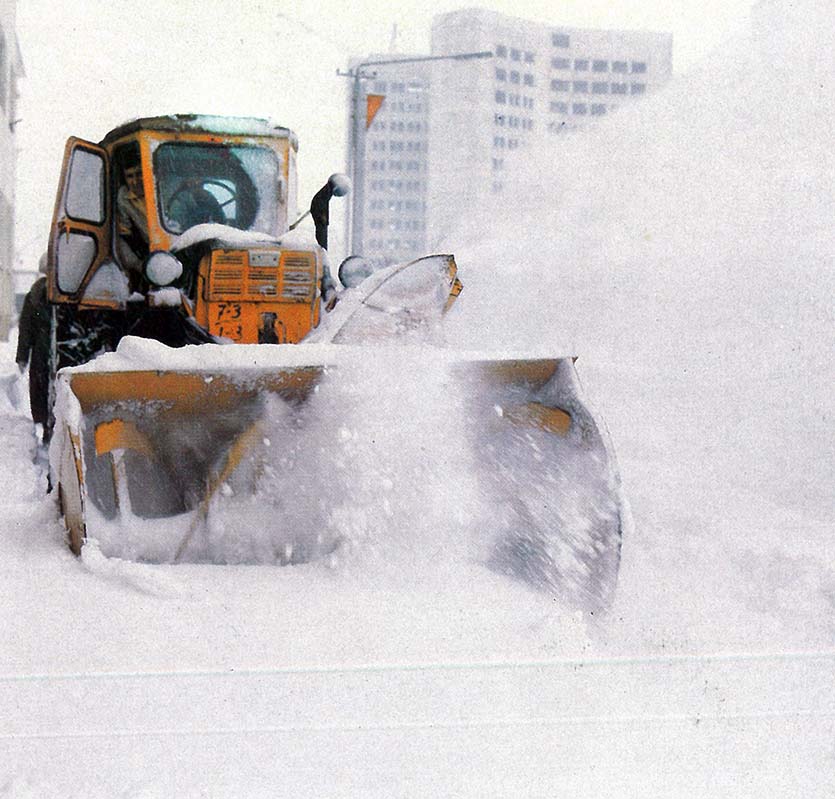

170,223,318,253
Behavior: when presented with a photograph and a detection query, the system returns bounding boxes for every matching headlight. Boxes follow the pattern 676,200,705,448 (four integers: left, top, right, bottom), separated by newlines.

338,255,373,289
145,251,183,287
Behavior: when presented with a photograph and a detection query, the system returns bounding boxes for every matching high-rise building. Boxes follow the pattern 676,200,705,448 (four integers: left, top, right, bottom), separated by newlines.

428,9,672,228
345,55,432,267
0,0,23,336
347,9,672,266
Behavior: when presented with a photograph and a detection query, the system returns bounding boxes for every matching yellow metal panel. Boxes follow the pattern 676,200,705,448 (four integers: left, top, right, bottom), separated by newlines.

94,419,156,457
503,402,572,435
199,249,320,343
68,368,324,414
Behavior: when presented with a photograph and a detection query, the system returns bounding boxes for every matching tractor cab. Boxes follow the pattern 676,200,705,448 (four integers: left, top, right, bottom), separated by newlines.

46,115,347,345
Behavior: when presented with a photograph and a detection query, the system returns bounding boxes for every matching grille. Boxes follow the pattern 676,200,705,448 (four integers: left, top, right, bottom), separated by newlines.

209,252,245,298
208,249,316,301
248,267,278,296
280,252,316,300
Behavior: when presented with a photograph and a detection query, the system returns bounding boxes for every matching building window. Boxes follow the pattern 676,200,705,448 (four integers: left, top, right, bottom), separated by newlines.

495,90,506,104
496,44,507,58
523,74,534,87
495,67,506,81
510,48,521,61
547,120,568,133
573,81,588,93
550,101,568,113
574,59,589,71
550,79,570,92
494,135,505,148
509,70,520,84
591,104,607,116
522,96,534,109
592,60,609,72
631,82,646,95
611,82,628,95
494,113,506,126
524,52,535,64
612,61,628,73
492,157,504,171
592,82,608,94
572,103,588,115
552,33,570,48
632,61,648,74
551,57,570,70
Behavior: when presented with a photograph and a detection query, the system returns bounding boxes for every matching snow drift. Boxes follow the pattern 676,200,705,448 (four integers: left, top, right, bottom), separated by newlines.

439,0,834,650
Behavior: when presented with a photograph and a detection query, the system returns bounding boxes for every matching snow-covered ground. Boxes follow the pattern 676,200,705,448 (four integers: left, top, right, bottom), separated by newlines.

2,1,834,795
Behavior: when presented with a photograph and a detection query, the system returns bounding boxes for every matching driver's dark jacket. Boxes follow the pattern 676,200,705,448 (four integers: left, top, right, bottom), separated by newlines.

16,276,51,427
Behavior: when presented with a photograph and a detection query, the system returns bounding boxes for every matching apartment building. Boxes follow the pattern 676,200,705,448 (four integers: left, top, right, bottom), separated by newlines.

346,56,431,266
429,9,672,206
347,9,672,264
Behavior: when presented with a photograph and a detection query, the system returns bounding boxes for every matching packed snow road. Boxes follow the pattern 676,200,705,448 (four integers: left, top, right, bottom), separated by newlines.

1,332,833,796
2,654,834,797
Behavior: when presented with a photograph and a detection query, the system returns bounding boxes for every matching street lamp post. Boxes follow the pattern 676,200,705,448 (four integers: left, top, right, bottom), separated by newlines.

339,50,492,258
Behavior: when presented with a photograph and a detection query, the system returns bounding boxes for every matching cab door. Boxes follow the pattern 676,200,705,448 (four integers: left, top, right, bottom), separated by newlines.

47,137,118,308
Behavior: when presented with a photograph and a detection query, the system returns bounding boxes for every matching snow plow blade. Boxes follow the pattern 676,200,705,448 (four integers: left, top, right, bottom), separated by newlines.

51,340,625,609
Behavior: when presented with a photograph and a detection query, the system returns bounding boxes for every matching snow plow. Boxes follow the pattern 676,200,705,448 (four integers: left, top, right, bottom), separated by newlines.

43,115,625,609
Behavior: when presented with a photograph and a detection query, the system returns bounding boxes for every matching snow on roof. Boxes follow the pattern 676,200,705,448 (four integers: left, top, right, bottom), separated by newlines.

101,115,298,147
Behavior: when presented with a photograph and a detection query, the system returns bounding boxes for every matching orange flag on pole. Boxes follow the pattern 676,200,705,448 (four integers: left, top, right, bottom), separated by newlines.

366,94,385,129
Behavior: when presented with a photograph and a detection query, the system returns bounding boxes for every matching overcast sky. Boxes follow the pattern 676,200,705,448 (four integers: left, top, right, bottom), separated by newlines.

13,0,757,271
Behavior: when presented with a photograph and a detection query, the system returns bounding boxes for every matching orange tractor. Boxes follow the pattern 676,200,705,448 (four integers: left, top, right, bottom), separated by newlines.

42,115,625,611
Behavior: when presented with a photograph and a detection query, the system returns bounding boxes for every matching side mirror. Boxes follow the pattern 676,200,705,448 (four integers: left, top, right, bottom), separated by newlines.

328,173,351,197
310,173,352,250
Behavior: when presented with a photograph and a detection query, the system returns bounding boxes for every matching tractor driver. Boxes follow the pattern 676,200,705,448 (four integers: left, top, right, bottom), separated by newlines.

115,146,149,276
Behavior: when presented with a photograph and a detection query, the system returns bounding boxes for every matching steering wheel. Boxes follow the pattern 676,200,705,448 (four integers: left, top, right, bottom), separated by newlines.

167,180,234,230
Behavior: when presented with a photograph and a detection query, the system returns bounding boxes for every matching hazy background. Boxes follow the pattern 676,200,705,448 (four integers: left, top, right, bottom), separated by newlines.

14,0,757,270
